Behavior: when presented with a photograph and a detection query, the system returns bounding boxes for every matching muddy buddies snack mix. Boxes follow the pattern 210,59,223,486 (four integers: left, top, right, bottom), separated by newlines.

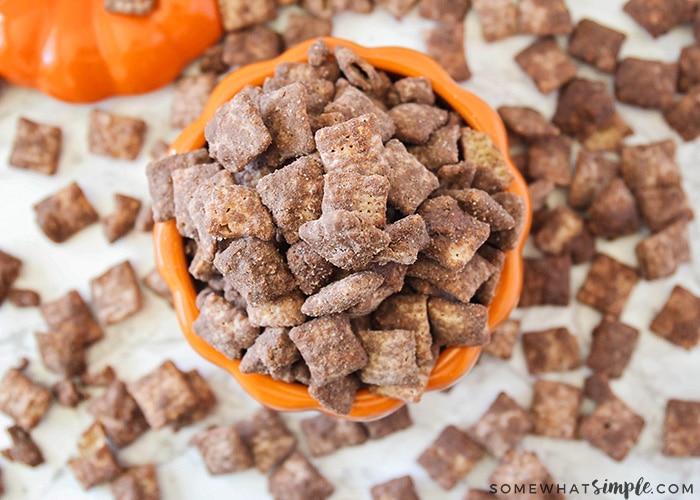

148,39,524,414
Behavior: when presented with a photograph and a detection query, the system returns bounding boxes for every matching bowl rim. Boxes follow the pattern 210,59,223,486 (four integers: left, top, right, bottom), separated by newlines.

153,37,532,421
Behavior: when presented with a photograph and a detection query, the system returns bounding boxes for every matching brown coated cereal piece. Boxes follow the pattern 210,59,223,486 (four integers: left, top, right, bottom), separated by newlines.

204,91,272,173
663,399,700,456
0,249,22,306
300,414,368,456
386,76,436,106
678,45,700,92
325,85,395,142
127,360,201,430
146,148,212,222
240,327,300,377
52,379,83,407
436,161,476,190
383,139,440,215
102,193,141,243
526,135,572,186
519,254,571,307
664,84,700,141
583,373,615,403
408,123,461,171
552,78,615,141
333,44,386,93
376,0,419,19
298,210,391,271
256,155,324,244
282,12,332,48
483,318,520,360
461,128,513,192
35,328,86,377
246,290,306,328
576,253,639,317
581,112,634,152
466,392,534,458
635,184,694,233
41,289,104,345
0,364,51,430
88,380,149,448
464,490,498,500
221,25,282,68
473,0,519,42
418,0,469,23
302,271,384,317
417,425,485,490
518,0,572,35
81,366,117,387
407,254,497,304
216,0,276,31
90,260,143,326
193,292,260,359
488,192,526,251
175,370,217,430
585,317,639,378
315,114,387,175
347,262,409,317
199,43,227,75
531,379,582,439
568,150,619,210
172,163,223,238
33,182,99,243
533,205,584,255
236,407,297,473
170,73,217,128
371,475,420,500
620,139,682,192
587,177,642,239
357,329,420,386
68,422,123,489
567,18,626,73
388,103,448,144
514,37,578,94
450,188,515,232
650,285,700,350
1,425,44,467
267,451,334,500
579,397,645,461
214,237,297,304
286,241,336,295
374,215,431,266
190,425,254,474
87,109,146,160
615,57,678,110
424,22,471,82
522,327,581,374
308,374,361,415
322,171,390,228
111,464,160,500
195,170,275,240
497,106,560,140
488,449,564,500
362,405,413,439
105,0,155,15
635,220,691,280
289,314,367,387
623,0,687,38
427,297,488,347
527,179,554,212
8,117,62,175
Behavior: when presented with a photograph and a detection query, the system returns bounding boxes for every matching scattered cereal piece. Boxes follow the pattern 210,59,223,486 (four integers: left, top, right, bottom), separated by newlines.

424,22,471,82
111,464,160,500
620,139,682,191
1,425,44,467
581,112,634,152
8,117,62,175
371,475,420,500
221,25,282,68
88,109,146,160
579,397,645,461
88,379,149,448
33,182,99,243
467,392,534,458
497,105,560,140
90,260,144,326
586,317,639,378
417,425,485,490
283,13,332,48
518,0,572,35
527,135,572,186
362,405,413,439
533,205,584,255
81,365,117,387
614,57,678,109
587,177,642,239
473,0,519,42
0,249,22,306
35,328,86,376
583,373,615,403
236,407,297,473
268,451,334,500
0,364,51,430
664,84,700,141
552,78,615,141
170,73,217,129
637,219,692,280
52,379,84,407
623,0,686,37
190,425,254,474
300,414,368,456
68,422,123,489
515,37,578,94
483,318,520,360
488,449,563,500
649,285,700,350
531,379,582,439
522,327,581,374
663,399,700,456
461,128,513,192
567,18,626,73
102,193,142,243
141,268,173,307
518,255,571,307
568,150,620,210
576,253,639,317
678,45,700,92
216,0,277,31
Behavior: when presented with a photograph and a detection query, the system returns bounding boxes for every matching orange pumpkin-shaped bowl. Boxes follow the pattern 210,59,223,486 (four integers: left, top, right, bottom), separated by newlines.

0,0,222,103
154,37,532,421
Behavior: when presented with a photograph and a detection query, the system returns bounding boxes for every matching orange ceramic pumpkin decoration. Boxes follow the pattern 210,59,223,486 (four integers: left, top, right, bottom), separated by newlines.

0,0,223,103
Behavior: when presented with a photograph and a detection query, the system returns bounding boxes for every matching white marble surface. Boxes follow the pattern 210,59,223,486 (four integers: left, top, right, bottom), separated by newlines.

1,1,699,499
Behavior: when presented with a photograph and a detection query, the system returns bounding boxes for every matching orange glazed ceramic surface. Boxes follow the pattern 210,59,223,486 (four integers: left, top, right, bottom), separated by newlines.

0,0,222,103
154,38,532,421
